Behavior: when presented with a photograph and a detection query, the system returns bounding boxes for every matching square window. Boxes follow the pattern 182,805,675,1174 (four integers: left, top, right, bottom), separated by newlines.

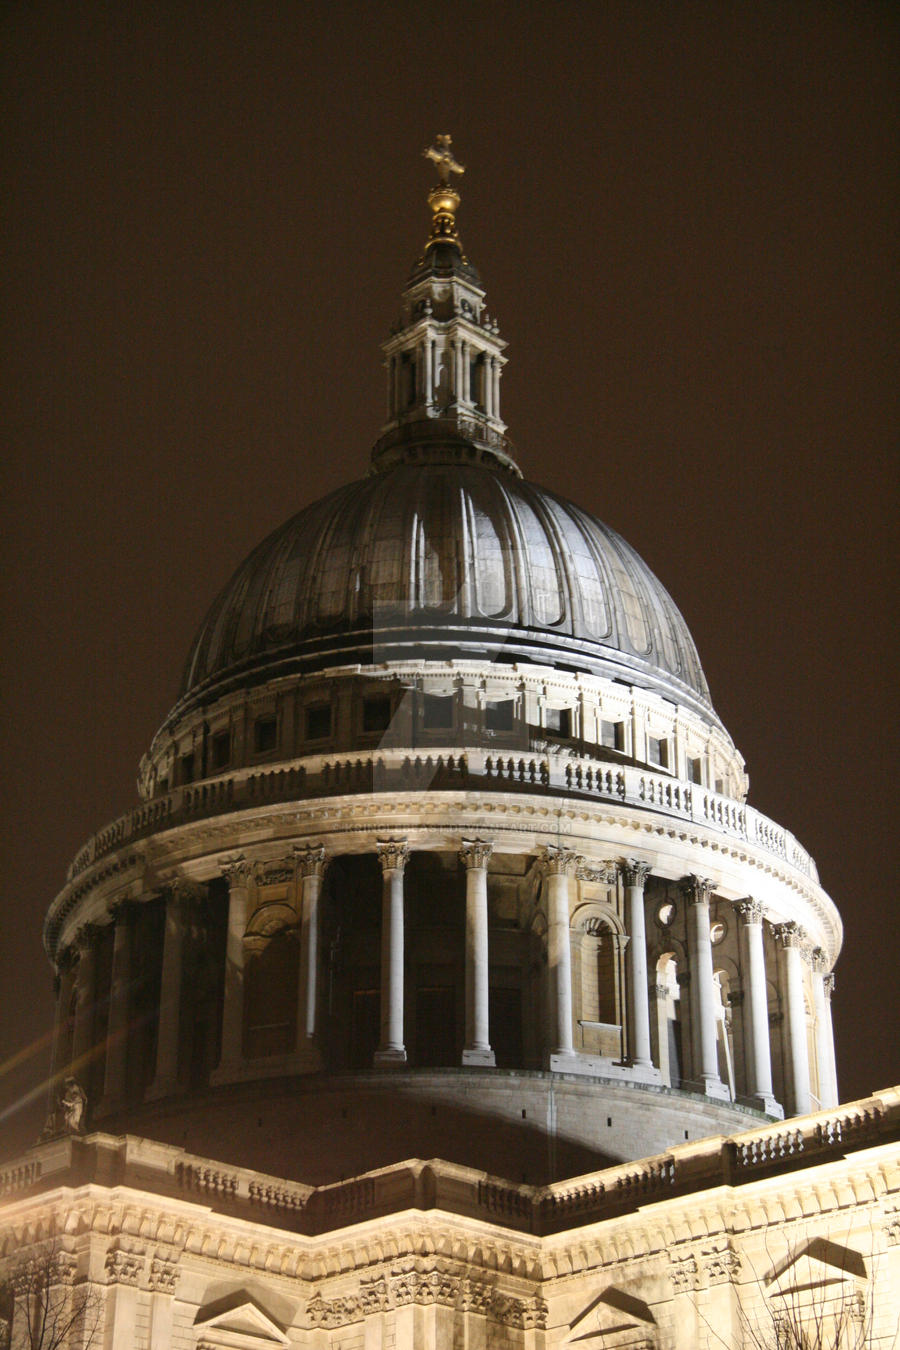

210,730,231,771
485,699,515,733
423,694,454,730
601,719,624,751
254,716,277,754
180,752,195,784
687,757,703,784
648,736,668,768
306,704,332,740
363,695,392,733
545,707,572,737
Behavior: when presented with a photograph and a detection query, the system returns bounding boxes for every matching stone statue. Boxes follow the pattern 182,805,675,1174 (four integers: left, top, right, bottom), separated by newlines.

59,1077,87,1133
424,134,464,184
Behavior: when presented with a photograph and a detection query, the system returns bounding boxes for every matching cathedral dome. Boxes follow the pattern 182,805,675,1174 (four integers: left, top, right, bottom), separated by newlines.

180,444,714,723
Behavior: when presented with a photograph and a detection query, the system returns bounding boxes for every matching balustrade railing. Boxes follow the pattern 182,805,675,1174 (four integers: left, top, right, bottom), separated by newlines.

62,746,818,890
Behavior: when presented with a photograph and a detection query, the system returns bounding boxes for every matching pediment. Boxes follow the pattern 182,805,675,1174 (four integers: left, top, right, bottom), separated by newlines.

565,1286,656,1344
768,1238,866,1301
194,1295,289,1347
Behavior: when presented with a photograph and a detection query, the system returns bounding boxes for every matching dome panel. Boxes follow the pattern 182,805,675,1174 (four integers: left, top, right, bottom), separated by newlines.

178,460,716,724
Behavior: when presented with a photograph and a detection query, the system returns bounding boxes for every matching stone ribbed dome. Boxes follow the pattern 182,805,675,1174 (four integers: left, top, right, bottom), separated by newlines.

180,451,715,722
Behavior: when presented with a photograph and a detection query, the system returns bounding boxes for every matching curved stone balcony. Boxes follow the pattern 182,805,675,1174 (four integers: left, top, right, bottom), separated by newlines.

62,747,818,893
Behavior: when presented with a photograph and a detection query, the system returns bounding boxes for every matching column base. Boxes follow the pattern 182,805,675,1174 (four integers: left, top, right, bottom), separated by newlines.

739,1092,784,1118
547,1050,581,1072
462,1046,496,1067
697,1075,732,1102
373,1047,407,1067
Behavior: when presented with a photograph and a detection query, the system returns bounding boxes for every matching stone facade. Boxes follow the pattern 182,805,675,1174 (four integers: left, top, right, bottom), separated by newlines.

2,145,885,1346
1,1090,898,1347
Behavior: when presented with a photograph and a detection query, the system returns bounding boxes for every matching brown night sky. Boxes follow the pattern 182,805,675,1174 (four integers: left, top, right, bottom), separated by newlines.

1,2,897,1156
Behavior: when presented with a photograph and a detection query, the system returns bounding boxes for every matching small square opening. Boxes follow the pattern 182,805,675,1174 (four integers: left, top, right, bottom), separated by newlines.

648,735,669,768
306,704,332,741
485,699,514,733
254,716,277,755
545,707,572,737
210,730,231,771
423,694,454,730
363,695,392,734
601,719,624,751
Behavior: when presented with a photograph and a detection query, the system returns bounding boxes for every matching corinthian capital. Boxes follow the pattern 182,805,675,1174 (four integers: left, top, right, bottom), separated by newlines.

680,875,713,906
459,839,493,870
735,897,765,926
220,854,252,886
376,839,409,874
621,859,651,889
773,920,805,950
294,843,327,879
540,845,578,877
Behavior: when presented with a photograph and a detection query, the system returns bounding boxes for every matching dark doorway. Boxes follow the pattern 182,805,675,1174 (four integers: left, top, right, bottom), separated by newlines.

350,987,380,1069
491,986,523,1067
415,986,456,1066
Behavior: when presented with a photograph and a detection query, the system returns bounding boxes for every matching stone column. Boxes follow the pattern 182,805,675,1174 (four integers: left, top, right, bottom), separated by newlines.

459,840,495,1066
214,855,252,1076
47,951,77,1098
622,860,653,1069
812,949,838,1109
735,899,781,1115
70,924,99,1075
542,846,578,1066
492,356,501,418
423,338,433,406
774,922,812,1116
147,883,197,1099
681,876,728,1099
375,840,409,1065
823,973,839,1107
294,843,326,1065
484,356,494,418
99,903,134,1110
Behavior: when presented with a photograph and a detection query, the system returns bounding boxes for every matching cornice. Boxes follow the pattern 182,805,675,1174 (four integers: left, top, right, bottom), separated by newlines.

44,786,842,964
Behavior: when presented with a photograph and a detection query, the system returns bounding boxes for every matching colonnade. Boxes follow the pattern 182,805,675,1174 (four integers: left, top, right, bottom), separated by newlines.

51,846,838,1121
388,340,502,419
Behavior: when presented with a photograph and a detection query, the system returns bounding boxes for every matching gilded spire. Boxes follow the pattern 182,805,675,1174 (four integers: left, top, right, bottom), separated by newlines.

423,134,465,250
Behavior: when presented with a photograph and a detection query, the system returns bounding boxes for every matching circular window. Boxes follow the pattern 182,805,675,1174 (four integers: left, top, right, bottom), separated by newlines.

710,920,727,945
656,902,675,928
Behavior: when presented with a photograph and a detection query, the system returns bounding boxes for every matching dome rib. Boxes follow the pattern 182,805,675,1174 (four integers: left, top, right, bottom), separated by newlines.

178,461,717,725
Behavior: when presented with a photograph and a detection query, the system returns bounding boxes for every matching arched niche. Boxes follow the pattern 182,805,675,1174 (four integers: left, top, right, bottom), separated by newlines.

572,902,623,1057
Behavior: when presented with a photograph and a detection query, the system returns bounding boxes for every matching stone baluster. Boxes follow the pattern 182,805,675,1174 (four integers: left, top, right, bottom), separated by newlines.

681,876,729,1099
622,860,653,1070
735,899,781,1116
459,840,495,1066
99,902,135,1110
214,855,253,1077
774,922,812,1116
375,840,409,1065
542,846,578,1066
148,882,198,1099
812,949,838,1109
294,843,326,1066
